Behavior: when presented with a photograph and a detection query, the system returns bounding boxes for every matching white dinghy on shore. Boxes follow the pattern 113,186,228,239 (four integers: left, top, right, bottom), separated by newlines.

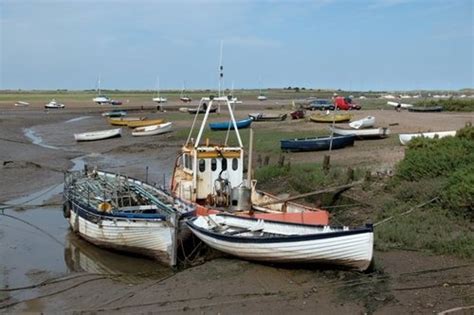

132,122,173,137
349,116,375,129
387,101,413,109
399,130,456,145
15,101,30,107
74,128,122,142
187,214,374,271
329,126,390,139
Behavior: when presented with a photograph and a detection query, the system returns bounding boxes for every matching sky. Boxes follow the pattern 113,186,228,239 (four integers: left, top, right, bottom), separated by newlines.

0,0,473,91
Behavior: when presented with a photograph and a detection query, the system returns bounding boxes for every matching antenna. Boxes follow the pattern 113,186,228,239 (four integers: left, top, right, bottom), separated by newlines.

218,40,224,97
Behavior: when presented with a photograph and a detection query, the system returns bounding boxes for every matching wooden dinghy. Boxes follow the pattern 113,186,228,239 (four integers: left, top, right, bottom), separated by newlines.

349,116,375,129
209,118,253,131
187,214,374,271
15,101,30,107
108,117,144,126
309,113,352,123
132,122,173,137
127,118,165,128
63,169,195,266
408,106,443,112
248,113,287,121
399,130,456,145
74,128,122,142
329,126,390,139
281,134,355,152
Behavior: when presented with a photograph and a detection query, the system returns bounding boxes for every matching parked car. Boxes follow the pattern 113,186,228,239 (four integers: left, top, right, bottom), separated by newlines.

334,96,361,110
306,99,335,111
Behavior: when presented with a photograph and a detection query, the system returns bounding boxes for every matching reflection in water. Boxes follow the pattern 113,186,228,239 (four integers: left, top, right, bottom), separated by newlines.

64,233,172,284
23,127,60,150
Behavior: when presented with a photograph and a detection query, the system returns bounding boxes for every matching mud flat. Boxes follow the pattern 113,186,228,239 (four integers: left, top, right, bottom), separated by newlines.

0,101,473,313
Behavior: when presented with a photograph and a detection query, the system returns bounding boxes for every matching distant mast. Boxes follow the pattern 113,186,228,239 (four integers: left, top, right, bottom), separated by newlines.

218,40,224,98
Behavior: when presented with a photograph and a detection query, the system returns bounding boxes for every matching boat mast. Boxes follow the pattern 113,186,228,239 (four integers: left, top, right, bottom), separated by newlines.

218,40,224,98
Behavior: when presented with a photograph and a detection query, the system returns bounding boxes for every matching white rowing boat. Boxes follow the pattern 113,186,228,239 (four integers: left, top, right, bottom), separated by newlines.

74,128,122,142
15,101,30,107
399,130,456,145
187,214,374,271
329,126,390,139
349,116,375,129
131,122,173,137
387,101,413,109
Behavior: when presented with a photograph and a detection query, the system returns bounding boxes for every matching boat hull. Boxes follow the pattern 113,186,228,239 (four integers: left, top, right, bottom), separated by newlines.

399,130,456,145
281,135,355,152
330,126,390,139
67,202,175,265
349,116,375,129
209,118,253,130
248,113,287,121
74,128,122,141
408,106,443,112
187,215,374,271
309,113,352,123
132,122,173,136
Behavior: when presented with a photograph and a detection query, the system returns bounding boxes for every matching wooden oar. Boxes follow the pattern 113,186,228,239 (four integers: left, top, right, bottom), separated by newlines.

255,180,363,207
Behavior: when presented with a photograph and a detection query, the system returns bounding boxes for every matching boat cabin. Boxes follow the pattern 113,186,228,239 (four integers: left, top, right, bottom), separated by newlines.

172,96,248,209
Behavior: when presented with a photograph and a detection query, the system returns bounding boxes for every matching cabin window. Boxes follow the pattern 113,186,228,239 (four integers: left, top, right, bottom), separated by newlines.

232,158,238,170
211,158,217,171
222,158,227,171
199,159,205,172
184,154,192,170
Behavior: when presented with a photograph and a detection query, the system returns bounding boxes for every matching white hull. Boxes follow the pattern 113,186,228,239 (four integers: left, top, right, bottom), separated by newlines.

153,97,168,103
132,122,173,137
74,128,122,141
45,99,65,108
330,126,390,139
68,208,174,263
349,116,375,129
399,130,456,145
257,95,267,101
15,101,30,107
387,101,413,108
187,215,373,271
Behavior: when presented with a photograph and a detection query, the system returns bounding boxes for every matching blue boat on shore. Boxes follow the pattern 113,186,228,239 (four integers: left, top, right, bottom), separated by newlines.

281,134,355,152
209,118,253,131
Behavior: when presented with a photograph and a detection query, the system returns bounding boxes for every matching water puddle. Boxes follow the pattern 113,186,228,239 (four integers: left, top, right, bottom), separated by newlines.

64,116,91,124
22,127,60,150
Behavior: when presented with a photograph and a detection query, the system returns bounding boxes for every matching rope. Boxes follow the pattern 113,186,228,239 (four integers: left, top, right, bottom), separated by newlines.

374,197,439,227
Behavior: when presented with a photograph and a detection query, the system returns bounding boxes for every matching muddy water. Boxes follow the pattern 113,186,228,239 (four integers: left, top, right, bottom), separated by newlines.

1,118,175,305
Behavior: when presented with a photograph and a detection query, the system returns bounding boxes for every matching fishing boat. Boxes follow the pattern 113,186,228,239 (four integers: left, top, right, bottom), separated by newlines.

132,122,173,137
329,126,391,139
108,117,145,126
209,118,253,131
399,130,456,145
102,110,127,117
171,96,329,225
248,113,287,121
349,116,375,129
309,113,352,123
127,119,165,128
387,101,413,109
408,106,443,112
63,169,195,266
15,101,30,107
280,134,355,152
45,99,65,109
74,128,122,142
187,214,374,271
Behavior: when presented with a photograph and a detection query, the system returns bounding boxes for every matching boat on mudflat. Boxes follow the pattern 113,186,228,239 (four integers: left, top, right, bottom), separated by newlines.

209,118,253,131
187,214,374,271
399,130,456,145
387,101,413,109
280,134,355,152
248,113,287,121
45,99,65,109
171,96,330,226
329,126,390,139
74,128,122,141
132,122,173,137
127,119,165,128
309,113,352,123
349,116,375,129
63,169,195,266
108,117,145,126
102,110,127,117
408,106,443,112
